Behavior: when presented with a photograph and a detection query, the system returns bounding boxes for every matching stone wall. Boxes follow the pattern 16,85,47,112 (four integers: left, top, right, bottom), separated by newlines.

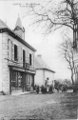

0,33,3,91
2,33,10,94
0,32,35,94
8,35,35,70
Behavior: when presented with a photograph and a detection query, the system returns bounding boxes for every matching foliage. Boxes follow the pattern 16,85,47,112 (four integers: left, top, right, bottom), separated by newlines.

63,79,72,86
17,0,78,34
54,80,61,92
61,85,68,92
54,80,68,92
72,83,78,92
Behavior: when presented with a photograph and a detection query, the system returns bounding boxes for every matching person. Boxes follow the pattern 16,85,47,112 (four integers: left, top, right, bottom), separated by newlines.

36,85,39,94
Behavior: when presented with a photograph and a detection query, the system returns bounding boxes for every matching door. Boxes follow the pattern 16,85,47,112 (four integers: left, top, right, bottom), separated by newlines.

10,70,22,93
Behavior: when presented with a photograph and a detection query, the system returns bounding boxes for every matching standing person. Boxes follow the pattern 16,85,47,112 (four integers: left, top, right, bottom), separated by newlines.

36,85,39,94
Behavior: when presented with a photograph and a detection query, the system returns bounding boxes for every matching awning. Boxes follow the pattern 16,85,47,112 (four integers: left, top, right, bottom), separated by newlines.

9,65,36,74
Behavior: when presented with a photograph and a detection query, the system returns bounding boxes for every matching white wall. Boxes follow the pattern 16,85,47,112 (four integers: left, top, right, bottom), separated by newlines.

2,33,10,93
35,70,44,86
44,70,54,85
0,31,35,94
0,33,10,94
35,69,55,86
0,33,2,91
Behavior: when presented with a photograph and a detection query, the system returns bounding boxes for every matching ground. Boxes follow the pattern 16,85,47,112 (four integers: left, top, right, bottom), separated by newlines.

0,92,78,120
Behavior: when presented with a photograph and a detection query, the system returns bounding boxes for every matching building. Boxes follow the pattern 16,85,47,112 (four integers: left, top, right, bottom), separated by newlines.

73,53,78,84
0,17,36,94
73,23,78,85
34,55,55,87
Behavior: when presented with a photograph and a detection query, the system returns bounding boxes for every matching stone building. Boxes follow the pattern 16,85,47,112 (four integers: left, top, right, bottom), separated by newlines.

73,52,78,84
34,55,55,87
0,17,36,94
73,24,78,85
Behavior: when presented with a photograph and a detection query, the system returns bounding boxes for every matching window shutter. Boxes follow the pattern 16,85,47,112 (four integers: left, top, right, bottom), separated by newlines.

11,41,14,61
26,52,29,64
9,40,11,61
18,47,21,64
32,54,34,66
25,51,26,63
21,48,23,64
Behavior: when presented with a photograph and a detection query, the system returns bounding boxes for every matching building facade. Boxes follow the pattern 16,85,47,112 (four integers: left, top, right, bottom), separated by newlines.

73,23,78,85
0,17,36,94
34,55,55,87
73,52,78,84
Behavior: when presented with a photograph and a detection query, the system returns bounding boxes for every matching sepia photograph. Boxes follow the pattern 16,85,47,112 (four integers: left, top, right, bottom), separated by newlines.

0,0,78,119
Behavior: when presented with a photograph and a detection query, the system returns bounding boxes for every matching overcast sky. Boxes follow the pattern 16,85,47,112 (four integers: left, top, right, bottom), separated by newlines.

0,0,71,80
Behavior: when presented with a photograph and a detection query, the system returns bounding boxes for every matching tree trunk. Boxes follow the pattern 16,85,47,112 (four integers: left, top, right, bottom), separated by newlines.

71,69,76,93
71,69,74,85
73,72,78,93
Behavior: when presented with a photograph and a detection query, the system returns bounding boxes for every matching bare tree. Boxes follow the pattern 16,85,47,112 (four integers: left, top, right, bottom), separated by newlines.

31,1,78,45
60,36,75,85
15,0,78,46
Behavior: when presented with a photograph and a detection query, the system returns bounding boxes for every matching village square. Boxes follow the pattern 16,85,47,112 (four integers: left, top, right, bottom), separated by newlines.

0,0,78,120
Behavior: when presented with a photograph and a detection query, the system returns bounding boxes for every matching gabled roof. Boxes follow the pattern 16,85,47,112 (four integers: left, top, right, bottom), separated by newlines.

35,55,55,73
0,19,36,52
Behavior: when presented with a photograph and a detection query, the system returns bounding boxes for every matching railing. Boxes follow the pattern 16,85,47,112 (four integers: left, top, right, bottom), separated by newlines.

23,63,30,70
7,59,35,71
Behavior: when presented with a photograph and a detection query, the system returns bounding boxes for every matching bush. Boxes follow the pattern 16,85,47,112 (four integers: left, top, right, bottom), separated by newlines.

41,85,47,94
61,85,67,92
72,84,78,93
54,80,60,92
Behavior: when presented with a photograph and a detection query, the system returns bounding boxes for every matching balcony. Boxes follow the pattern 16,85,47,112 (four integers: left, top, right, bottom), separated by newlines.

23,63,30,70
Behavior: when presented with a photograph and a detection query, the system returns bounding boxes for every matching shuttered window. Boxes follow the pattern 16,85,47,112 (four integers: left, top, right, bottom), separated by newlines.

23,50,25,67
29,54,32,65
14,44,18,61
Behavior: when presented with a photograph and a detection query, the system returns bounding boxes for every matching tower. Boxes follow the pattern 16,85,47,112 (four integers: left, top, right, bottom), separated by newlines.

14,16,25,40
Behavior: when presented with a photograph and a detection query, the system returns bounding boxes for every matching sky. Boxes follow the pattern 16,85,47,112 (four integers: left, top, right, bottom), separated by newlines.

0,0,71,80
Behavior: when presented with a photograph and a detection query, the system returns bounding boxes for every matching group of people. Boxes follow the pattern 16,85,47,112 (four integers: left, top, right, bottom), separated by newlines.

34,85,54,94
34,82,68,94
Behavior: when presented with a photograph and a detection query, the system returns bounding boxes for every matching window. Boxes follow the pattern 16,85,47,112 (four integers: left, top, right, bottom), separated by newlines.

14,44,18,61
29,54,32,65
23,50,25,67
76,31,78,39
76,24,78,30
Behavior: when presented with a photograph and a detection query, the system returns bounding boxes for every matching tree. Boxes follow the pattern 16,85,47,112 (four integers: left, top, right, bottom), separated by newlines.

63,79,72,86
19,0,78,46
59,35,75,85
